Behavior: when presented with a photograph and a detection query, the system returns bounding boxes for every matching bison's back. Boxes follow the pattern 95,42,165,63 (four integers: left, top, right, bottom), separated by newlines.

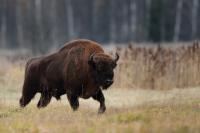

59,39,104,54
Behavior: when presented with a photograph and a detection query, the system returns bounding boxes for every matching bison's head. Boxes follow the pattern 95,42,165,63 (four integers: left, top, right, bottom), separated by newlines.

88,52,119,89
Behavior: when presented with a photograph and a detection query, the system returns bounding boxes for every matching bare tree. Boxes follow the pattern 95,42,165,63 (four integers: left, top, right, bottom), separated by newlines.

129,0,137,41
191,0,199,40
174,0,183,42
66,0,75,39
49,0,58,45
145,0,151,41
110,0,116,42
16,0,25,48
5,0,18,48
0,18,6,48
0,0,6,48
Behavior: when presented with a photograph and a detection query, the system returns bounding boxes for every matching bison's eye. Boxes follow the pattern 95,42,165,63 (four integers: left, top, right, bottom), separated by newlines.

113,63,117,68
96,62,105,71
110,63,117,69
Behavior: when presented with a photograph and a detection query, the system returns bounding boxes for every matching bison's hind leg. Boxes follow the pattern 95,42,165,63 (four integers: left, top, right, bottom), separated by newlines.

37,92,52,108
67,94,79,111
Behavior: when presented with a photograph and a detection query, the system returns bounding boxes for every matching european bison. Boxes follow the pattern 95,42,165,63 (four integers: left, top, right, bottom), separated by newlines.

19,39,119,113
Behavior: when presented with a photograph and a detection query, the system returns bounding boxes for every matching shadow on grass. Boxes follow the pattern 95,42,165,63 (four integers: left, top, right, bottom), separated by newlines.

0,108,23,119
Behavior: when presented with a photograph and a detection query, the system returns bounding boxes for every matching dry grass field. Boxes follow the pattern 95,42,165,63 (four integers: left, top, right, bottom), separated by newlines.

1,43,200,133
0,88,200,133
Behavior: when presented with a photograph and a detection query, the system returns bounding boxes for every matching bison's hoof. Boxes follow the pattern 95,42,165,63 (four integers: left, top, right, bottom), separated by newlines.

72,106,78,111
37,102,43,108
71,102,79,111
98,106,106,114
19,98,26,107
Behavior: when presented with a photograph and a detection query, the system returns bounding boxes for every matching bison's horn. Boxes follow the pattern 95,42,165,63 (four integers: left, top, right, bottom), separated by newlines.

88,53,95,64
114,53,119,62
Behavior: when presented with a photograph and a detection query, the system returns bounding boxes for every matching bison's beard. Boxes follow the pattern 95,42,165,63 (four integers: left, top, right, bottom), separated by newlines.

101,83,113,90
102,85,109,90
95,78,113,90
92,73,113,90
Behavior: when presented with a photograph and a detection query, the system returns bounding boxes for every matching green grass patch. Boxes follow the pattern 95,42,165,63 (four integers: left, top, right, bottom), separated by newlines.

109,112,149,123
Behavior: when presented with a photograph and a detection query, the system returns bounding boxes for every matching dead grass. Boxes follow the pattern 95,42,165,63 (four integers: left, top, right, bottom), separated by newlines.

0,92,200,133
113,42,200,89
1,84,200,133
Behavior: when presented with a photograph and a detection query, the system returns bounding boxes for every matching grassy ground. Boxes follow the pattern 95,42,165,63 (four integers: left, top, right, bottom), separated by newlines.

0,88,200,133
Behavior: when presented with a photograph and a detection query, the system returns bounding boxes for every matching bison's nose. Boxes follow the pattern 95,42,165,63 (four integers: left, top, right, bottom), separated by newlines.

105,79,113,85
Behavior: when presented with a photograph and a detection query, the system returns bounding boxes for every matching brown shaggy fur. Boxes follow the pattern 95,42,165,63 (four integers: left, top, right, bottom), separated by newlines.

19,39,119,113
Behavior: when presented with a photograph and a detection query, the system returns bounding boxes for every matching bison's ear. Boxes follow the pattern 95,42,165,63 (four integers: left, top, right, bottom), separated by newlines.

114,53,119,63
88,53,96,68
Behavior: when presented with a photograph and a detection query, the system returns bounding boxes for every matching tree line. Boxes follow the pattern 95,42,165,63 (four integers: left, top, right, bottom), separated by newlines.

0,0,200,53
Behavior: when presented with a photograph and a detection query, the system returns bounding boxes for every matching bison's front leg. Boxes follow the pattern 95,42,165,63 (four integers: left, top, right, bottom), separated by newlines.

92,90,106,114
67,94,79,111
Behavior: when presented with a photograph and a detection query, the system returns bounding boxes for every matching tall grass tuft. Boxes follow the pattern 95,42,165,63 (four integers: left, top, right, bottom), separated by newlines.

113,42,200,89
